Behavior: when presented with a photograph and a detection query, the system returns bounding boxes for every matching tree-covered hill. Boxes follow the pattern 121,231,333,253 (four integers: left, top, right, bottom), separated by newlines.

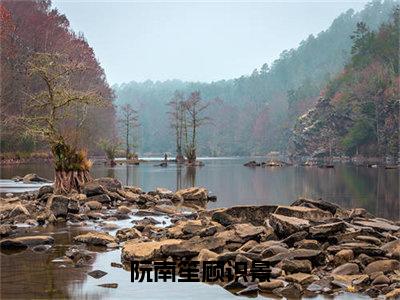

114,0,398,156
290,8,399,159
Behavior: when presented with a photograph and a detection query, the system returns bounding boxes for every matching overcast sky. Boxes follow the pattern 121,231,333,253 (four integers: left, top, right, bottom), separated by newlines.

52,1,368,84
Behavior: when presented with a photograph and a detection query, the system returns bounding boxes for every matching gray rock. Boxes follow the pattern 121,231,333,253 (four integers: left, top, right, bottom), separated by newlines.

274,205,332,221
93,178,122,192
86,194,111,204
331,263,360,275
212,205,277,226
365,260,400,275
47,195,70,217
0,235,54,249
281,259,312,274
37,185,54,198
309,221,346,236
88,270,108,279
269,213,310,238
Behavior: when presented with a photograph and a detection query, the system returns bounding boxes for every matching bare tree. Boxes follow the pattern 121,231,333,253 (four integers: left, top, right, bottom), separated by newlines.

19,52,108,194
119,103,139,159
184,91,210,163
167,91,185,162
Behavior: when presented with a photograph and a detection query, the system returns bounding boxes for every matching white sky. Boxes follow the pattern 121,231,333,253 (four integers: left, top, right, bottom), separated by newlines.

52,0,368,84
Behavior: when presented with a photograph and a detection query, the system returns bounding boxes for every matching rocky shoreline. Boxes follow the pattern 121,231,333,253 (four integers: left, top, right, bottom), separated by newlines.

1,176,400,299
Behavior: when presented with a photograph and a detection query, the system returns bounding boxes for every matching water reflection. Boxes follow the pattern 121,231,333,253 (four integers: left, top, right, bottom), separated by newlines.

0,158,398,220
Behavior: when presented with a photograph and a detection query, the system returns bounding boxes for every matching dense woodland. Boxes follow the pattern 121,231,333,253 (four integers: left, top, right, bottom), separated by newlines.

0,0,116,157
291,9,399,159
114,0,398,157
0,0,398,160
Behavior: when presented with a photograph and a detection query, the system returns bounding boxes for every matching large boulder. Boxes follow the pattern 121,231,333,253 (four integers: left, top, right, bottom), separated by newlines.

309,221,346,237
82,182,107,197
0,235,54,249
364,259,400,275
166,219,222,239
269,213,310,238
174,187,208,202
117,189,140,202
46,195,70,217
212,205,277,226
161,235,226,258
231,223,265,240
290,198,340,215
274,206,332,221
73,232,116,246
122,239,182,261
353,219,400,232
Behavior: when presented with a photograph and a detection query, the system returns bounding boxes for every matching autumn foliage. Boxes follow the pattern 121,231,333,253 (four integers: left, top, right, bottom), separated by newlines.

0,0,116,155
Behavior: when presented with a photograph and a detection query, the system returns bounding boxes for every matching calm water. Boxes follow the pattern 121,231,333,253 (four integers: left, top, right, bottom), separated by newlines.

1,157,399,219
0,158,398,299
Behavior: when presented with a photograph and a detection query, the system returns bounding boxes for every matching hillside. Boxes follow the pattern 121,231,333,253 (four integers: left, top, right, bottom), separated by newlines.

290,9,399,160
114,0,398,156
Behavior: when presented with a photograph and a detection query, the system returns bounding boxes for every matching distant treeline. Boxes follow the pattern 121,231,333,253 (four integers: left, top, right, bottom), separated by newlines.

114,0,397,157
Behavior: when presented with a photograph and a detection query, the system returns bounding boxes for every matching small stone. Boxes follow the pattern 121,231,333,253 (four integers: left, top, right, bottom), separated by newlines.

117,205,131,214
294,239,320,250
258,279,284,291
365,260,400,275
85,201,103,210
197,249,218,262
285,273,319,285
236,284,259,296
273,282,303,298
111,262,123,268
385,288,400,299
281,259,312,274
88,270,108,279
32,244,52,252
372,274,390,285
334,249,354,266
331,263,359,275
358,253,374,266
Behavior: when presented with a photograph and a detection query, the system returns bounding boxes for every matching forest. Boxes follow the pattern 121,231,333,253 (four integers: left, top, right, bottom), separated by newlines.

291,11,399,159
113,0,398,158
0,0,399,160
0,0,116,158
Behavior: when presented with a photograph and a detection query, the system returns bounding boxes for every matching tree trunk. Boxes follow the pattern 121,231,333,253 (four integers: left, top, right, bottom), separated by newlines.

54,169,91,194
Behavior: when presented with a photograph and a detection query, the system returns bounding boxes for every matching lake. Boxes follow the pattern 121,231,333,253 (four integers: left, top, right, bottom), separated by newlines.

1,157,399,220
0,157,398,299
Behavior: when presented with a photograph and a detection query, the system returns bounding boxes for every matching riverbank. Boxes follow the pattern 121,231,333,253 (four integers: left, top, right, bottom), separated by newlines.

1,177,399,299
